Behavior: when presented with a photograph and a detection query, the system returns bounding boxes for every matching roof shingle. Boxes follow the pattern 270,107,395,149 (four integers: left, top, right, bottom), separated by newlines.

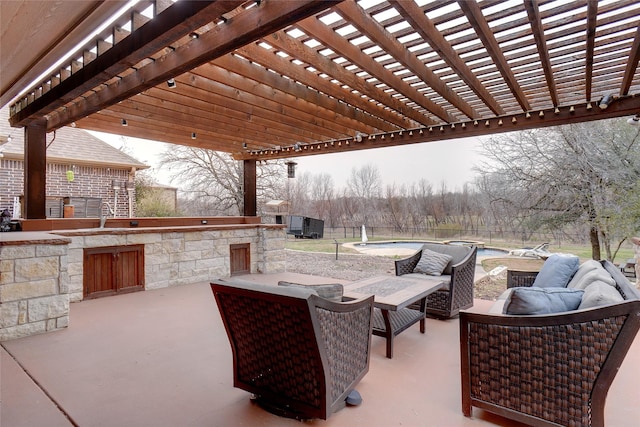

0,108,148,169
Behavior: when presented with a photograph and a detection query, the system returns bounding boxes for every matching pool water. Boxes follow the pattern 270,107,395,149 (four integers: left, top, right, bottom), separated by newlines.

362,241,508,257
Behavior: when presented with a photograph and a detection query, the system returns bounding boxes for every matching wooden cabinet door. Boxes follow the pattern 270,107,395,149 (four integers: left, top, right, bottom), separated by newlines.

84,250,115,297
230,243,250,276
114,246,144,293
84,245,144,299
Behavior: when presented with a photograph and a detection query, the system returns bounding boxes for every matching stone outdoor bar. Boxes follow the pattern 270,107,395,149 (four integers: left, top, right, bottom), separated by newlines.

0,217,285,340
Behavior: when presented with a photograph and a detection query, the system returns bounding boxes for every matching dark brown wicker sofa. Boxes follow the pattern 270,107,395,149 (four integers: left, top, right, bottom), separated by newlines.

210,279,374,420
395,243,477,318
460,260,640,427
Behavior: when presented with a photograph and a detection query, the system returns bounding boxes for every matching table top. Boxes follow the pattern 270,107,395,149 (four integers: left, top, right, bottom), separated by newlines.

343,275,444,311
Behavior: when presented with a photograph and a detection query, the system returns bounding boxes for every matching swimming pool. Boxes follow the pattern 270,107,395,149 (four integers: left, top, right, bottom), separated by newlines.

358,241,508,257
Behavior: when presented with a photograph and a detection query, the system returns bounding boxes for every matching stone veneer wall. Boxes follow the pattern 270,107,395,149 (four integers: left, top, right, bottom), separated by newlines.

0,240,70,341
65,226,285,302
1,225,285,341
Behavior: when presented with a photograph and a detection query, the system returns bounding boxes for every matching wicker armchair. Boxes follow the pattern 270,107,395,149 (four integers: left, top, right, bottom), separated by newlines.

395,243,477,318
506,269,540,288
460,260,640,427
210,279,374,420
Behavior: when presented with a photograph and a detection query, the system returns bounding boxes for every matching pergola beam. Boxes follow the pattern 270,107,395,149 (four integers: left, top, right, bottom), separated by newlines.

10,0,246,126
335,0,478,119
524,0,560,107
389,0,502,117
13,0,337,132
237,94,640,160
248,33,415,129
459,0,531,113
297,15,455,124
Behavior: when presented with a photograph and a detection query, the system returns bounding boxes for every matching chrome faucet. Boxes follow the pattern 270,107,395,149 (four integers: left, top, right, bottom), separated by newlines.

100,202,115,228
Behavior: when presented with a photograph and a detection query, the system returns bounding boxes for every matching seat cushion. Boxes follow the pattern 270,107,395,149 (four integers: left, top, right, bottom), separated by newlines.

532,253,580,288
278,281,344,302
413,248,453,276
503,286,584,315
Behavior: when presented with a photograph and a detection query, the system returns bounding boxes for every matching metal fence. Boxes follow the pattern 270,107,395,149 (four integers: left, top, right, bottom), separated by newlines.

322,226,590,248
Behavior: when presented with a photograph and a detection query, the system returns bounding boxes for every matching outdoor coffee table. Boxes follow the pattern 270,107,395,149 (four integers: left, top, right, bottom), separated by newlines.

343,275,444,359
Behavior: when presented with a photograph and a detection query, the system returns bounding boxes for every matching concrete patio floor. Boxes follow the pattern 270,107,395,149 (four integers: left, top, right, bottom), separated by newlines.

2,273,639,427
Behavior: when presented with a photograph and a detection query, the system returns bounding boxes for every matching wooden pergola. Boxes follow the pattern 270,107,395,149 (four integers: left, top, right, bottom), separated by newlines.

2,0,640,219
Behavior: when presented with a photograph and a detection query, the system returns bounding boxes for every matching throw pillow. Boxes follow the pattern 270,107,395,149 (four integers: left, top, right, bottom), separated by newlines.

532,253,580,288
578,281,624,309
566,260,603,288
419,243,470,274
567,268,616,290
503,287,584,315
413,247,453,276
277,281,344,302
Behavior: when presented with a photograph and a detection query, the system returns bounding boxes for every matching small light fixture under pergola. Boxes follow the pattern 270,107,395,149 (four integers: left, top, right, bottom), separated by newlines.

286,161,297,178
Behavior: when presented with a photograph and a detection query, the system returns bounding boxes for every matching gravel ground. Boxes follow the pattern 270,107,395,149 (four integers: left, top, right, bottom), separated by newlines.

284,249,505,300
285,250,397,281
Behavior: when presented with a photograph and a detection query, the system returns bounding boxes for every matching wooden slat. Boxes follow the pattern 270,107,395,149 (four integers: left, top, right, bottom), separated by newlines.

524,0,559,107
212,53,397,132
620,25,640,96
459,0,531,112
336,0,479,119
42,1,337,132
4,0,640,162
11,1,247,126
250,30,428,127
297,14,455,123
389,0,502,117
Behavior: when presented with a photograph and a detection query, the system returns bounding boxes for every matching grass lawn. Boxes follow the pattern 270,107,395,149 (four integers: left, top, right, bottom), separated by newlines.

285,236,635,264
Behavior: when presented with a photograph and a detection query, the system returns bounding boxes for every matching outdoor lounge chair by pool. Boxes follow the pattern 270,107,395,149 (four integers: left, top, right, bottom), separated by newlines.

210,279,374,420
508,242,551,258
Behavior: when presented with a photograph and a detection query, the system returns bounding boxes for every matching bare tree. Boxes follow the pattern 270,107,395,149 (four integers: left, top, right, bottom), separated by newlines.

407,179,435,232
382,183,409,232
159,147,285,215
310,173,337,225
346,163,382,225
282,171,313,215
478,118,640,260
346,163,382,199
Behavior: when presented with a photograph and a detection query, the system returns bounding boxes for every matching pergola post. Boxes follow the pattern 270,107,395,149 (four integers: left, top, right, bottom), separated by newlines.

23,119,47,219
243,159,257,216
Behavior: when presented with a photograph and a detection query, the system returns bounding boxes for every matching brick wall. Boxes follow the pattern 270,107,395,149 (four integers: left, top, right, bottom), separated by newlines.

0,160,135,218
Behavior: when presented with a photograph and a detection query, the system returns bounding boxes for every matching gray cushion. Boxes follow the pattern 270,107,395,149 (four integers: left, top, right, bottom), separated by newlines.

532,253,580,288
419,243,470,274
277,281,344,302
413,248,453,276
578,281,624,309
504,287,584,315
566,260,602,288
489,288,513,314
567,268,616,290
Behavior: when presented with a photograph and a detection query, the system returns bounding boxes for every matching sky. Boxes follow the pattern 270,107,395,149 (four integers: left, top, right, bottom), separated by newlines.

91,130,485,191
